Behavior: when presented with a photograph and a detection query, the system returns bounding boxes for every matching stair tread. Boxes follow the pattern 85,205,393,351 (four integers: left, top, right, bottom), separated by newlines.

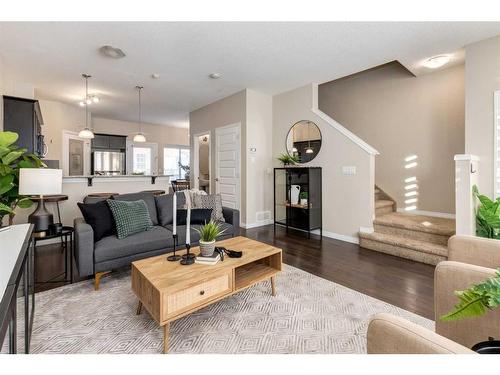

374,188,381,194
359,231,448,257
374,212,455,236
375,200,394,208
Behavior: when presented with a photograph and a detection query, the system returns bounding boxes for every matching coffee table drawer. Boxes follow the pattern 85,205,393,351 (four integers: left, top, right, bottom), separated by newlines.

163,272,232,319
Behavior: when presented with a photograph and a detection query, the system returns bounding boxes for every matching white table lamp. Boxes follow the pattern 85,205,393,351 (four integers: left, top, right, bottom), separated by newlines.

19,168,63,232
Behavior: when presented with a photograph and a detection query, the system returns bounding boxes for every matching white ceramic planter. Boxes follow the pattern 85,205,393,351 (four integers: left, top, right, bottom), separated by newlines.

199,240,216,257
300,199,308,206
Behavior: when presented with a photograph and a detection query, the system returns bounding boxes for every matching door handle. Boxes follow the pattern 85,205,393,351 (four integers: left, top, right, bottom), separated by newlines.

215,178,219,182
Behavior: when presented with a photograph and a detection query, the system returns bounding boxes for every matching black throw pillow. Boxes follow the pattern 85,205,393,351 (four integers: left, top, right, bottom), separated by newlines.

177,208,213,225
77,201,116,242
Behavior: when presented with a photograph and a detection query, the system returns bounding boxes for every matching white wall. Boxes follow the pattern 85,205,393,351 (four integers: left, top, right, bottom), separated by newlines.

465,35,500,198
274,84,375,241
319,63,465,214
245,89,273,226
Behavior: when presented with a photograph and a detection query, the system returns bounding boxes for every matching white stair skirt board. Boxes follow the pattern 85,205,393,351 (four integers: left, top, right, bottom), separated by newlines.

396,208,455,219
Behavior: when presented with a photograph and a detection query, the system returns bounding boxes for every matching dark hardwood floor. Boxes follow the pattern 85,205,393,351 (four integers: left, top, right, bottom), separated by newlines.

34,225,436,320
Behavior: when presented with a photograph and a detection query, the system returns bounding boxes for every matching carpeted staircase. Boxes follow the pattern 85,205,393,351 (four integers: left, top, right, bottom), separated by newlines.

360,187,455,265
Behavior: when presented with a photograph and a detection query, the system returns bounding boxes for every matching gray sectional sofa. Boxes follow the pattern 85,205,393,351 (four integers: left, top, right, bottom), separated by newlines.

74,191,239,289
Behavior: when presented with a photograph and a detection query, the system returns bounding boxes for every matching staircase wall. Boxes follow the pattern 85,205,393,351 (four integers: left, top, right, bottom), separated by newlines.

318,62,465,215
273,84,376,242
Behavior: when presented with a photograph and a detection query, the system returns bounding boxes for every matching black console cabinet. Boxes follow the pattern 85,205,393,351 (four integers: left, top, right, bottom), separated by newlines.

274,167,322,238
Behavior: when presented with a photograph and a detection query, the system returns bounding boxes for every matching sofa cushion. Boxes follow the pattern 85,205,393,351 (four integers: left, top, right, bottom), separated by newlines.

114,192,159,225
107,199,153,239
94,226,174,263
155,193,186,226
77,200,116,242
177,208,213,225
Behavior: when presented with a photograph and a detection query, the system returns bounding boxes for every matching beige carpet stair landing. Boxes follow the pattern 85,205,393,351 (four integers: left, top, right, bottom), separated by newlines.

361,187,455,265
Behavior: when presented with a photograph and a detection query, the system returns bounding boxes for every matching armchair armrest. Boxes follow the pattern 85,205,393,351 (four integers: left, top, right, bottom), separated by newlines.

74,217,95,278
367,313,474,354
448,235,500,269
435,261,499,348
222,207,240,235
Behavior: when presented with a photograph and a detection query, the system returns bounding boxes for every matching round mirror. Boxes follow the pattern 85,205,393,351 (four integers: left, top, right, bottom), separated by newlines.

286,120,322,163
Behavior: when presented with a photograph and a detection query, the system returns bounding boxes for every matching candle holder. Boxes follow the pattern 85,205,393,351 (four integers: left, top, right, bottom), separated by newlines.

180,243,195,265
167,234,182,261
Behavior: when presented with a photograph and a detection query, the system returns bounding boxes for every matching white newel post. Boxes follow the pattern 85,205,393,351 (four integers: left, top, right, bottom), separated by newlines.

454,154,479,236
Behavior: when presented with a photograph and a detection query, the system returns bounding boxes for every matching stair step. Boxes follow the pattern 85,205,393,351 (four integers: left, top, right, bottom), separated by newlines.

359,231,448,265
374,188,381,194
374,212,455,237
375,200,394,215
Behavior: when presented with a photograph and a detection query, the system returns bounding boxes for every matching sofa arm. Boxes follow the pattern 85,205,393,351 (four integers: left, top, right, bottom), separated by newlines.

74,217,95,277
435,261,499,348
448,235,500,269
222,207,240,235
367,313,474,354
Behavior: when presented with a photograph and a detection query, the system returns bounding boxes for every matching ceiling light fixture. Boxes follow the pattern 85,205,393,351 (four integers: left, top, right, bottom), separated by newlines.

78,74,95,139
423,55,451,69
92,96,100,103
151,73,160,79
209,73,221,79
99,45,126,59
133,85,146,143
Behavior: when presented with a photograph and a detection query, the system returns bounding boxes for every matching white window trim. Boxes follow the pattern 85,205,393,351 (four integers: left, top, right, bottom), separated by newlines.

163,145,190,179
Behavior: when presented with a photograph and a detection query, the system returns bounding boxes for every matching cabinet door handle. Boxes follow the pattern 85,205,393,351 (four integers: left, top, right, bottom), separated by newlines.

199,290,205,296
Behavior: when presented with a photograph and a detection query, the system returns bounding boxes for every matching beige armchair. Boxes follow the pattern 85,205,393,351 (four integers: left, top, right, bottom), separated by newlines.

368,235,500,353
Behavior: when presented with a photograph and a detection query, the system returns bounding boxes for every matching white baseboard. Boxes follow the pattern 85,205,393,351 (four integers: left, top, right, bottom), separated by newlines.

396,208,455,219
273,222,359,244
359,226,374,234
240,219,274,229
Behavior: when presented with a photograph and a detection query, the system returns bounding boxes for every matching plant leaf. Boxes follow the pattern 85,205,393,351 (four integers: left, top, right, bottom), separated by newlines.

0,202,13,214
16,198,33,209
440,290,489,321
2,150,24,165
0,174,15,195
0,132,19,147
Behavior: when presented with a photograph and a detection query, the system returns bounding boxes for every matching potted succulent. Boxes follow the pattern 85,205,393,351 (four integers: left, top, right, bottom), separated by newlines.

440,268,500,353
277,153,299,167
300,191,308,206
196,220,226,257
0,131,45,227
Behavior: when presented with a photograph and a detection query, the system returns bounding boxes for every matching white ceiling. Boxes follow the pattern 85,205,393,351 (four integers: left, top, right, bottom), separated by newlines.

1,22,500,128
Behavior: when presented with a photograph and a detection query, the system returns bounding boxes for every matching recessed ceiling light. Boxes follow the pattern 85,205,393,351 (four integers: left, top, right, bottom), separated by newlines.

99,45,126,59
151,73,160,79
209,73,221,79
423,55,451,69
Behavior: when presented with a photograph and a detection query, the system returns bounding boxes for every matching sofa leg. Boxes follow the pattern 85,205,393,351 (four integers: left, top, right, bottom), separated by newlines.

94,271,111,291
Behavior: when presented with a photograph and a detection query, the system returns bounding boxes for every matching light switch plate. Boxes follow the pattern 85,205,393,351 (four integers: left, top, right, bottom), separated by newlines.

342,166,357,175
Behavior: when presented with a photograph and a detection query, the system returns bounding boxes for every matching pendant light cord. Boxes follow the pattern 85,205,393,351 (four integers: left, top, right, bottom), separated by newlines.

85,75,89,129
136,85,144,134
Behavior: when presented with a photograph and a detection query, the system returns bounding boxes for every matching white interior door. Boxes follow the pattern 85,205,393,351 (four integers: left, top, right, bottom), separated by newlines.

62,130,91,176
215,123,240,209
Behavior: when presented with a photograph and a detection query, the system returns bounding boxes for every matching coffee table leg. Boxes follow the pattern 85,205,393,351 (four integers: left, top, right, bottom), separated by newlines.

136,301,143,315
163,323,170,354
271,276,276,296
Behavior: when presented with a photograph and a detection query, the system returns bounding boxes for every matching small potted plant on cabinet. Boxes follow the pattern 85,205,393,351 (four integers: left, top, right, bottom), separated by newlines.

300,191,308,207
277,153,299,167
196,220,226,257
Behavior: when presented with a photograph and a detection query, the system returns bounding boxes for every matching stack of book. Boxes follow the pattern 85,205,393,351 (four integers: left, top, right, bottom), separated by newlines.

195,252,220,265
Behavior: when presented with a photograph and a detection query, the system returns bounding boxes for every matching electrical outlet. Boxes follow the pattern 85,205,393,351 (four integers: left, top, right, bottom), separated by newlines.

342,166,357,175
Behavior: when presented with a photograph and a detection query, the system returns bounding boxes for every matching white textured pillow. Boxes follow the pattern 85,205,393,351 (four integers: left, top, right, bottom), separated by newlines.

194,194,225,222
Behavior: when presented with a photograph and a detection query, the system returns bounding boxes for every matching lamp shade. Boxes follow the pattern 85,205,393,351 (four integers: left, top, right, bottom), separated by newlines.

19,168,63,196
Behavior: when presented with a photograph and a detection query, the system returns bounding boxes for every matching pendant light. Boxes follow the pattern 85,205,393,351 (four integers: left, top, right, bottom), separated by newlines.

305,121,314,154
78,74,95,139
133,85,146,143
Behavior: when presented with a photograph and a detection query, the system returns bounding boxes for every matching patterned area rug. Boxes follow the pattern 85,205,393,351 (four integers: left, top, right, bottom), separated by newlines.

30,265,433,354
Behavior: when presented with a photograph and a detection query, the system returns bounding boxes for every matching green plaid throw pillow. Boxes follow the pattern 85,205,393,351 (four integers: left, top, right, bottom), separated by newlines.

107,199,153,239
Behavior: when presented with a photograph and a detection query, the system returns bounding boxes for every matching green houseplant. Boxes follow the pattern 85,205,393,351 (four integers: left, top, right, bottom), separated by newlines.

277,153,299,166
441,269,500,322
473,185,500,239
196,220,226,257
299,191,308,206
0,131,45,226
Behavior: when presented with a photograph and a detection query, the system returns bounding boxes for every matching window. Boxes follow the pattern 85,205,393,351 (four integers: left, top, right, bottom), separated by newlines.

164,147,190,179
133,147,152,175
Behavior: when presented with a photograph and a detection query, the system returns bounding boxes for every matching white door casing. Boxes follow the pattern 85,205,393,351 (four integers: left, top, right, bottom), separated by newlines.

62,130,91,176
215,123,241,210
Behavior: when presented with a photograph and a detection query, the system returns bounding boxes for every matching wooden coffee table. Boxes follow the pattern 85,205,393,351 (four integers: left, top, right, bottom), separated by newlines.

131,236,282,353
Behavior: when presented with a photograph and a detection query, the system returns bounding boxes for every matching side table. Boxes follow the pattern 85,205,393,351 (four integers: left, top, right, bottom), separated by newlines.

33,226,74,286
